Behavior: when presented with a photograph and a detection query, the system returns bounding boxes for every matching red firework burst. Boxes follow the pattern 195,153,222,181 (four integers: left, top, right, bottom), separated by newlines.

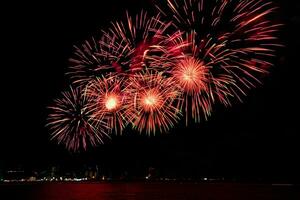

156,0,282,100
46,86,110,152
171,56,213,124
148,30,235,123
85,74,133,134
68,10,172,85
173,57,209,94
125,71,181,134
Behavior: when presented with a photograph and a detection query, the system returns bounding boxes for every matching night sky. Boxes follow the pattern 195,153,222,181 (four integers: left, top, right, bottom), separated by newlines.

2,0,300,181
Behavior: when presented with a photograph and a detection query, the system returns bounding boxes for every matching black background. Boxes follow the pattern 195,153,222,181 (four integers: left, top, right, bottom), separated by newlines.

1,0,299,182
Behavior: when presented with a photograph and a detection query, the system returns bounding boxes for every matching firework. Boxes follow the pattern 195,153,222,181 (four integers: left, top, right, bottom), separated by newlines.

46,86,110,151
148,31,235,123
126,71,181,134
172,56,213,124
68,10,172,85
47,0,282,150
84,74,133,134
67,38,118,85
102,10,171,73
156,0,282,101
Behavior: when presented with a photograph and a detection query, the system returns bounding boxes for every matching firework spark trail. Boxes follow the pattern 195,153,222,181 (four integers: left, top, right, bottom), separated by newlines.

156,0,282,102
84,74,133,135
101,10,173,73
68,10,173,86
46,86,110,151
125,71,182,135
67,37,120,85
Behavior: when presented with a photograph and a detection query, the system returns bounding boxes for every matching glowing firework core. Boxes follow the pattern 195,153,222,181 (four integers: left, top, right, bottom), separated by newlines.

141,90,162,111
144,95,157,106
105,95,119,111
174,57,208,93
182,67,198,82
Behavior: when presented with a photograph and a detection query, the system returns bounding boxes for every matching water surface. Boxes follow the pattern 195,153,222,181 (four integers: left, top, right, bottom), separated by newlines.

0,182,297,200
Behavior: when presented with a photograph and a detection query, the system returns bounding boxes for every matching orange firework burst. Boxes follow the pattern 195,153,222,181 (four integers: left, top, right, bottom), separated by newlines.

148,30,235,123
172,56,213,124
173,57,209,94
46,86,110,152
85,74,133,135
156,0,282,101
126,71,181,135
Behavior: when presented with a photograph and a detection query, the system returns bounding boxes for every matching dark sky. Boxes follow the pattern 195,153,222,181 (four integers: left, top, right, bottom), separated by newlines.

1,0,300,181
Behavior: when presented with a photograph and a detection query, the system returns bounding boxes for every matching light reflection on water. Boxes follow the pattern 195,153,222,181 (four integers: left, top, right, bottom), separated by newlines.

0,182,296,200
